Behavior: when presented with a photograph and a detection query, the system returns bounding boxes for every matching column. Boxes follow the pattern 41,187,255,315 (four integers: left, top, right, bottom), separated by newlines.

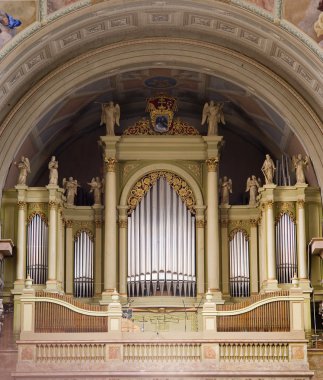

16,201,27,284
296,200,307,279
65,220,74,294
206,158,220,293
118,206,128,297
195,206,206,296
258,206,267,289
46,201,58,291
56,206,64,291
220,219,229,296
93,206,103,296
250,219,258,294
103,157,117,295
266,201,278,290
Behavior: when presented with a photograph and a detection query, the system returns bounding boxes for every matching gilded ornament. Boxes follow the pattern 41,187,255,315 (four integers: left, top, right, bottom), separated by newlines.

105,157,117,172
65,220,73,228
250,219,258,227
119,220,128,228
196,219,205,228
95,219,102,228
17,201,27,210
206,158,218,172
229,228,249,242
127,171,196,215
27,211,48,225
297,199,305,209
220,219,228,228
74,228,94,242
48,201,57,210
266,200,274,209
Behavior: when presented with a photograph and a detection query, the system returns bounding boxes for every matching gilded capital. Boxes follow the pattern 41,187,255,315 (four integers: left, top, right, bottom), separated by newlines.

220,219,228,228
266,200,274,210
65,219,73,228
119,220,128,228
297,199,305,209
250,219,258,227
104,157,117,172
48,201,58,210
95,219,102,228
206,158,218,172
17,201,27,210
196,219,205,228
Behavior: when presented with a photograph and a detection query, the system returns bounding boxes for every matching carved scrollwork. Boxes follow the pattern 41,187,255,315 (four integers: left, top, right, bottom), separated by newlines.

17,201,27,210
275,202,296,223
123,117,199,135
127,171,196,215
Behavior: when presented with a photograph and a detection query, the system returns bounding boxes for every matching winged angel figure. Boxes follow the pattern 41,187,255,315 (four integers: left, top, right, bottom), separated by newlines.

63,177,80,206
246,175,261,206
201,101,225,135
219,176,232,205
100,101,120,135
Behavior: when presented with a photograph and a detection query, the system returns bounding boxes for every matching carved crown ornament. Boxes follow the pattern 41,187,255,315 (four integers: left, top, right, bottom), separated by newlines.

123,95,199,136
127,171,196,215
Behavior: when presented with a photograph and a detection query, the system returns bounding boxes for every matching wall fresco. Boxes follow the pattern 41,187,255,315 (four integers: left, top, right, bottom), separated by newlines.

47,0,79,14
283,0,323,47
244,0,275,13
0,1,36,49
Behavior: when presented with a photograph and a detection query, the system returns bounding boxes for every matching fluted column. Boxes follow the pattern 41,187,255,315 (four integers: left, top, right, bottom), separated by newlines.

103,157,118,294
266,201,278,289
65,220,74,295
118,206,128,296
206,158,220,292
250,219,259,294
195,206,206,295
16,201,27,283
296,200,307,279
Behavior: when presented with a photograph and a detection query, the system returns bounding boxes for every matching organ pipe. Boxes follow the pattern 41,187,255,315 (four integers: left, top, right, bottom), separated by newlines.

27,214,48,284
275,213,297,284
127,177,196,297
74,231,94,298
229,230,250,298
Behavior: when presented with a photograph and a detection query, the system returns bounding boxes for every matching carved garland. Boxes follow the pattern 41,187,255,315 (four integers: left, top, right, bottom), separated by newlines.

127,171,196,215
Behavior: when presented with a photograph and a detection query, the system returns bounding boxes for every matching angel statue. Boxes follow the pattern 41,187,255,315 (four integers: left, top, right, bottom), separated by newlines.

88,177,103,205
261,154,276,184
63,177,80,206
219,176,232,205
14,156,31,185
246,175,261,206
201,100,225,136
48,156,58,185
100,101,120,135
292,154,309,185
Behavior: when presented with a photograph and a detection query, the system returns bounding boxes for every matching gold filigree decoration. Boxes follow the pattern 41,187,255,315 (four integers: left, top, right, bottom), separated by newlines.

27,211,48,225
229,228,249,242
250,219,258,227
275,210,296,225
228,220,250,234
48,201,58,210
127,171,196,215
74,228,94,242
94,219,102,228
123,117,200,135
28,203,48,213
